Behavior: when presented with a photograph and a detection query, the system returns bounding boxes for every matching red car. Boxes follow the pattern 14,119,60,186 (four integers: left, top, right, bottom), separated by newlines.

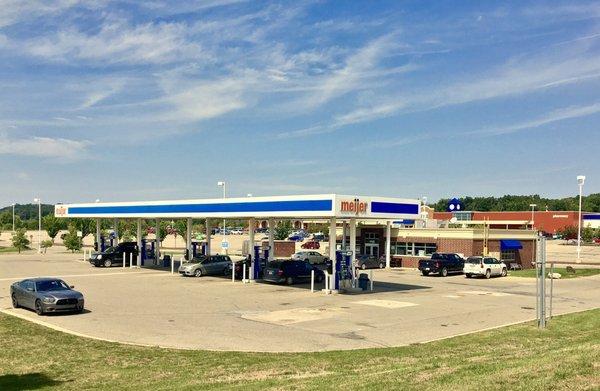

301,241,320,249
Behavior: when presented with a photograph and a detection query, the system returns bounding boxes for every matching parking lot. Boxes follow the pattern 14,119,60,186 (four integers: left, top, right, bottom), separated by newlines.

1,252,599,352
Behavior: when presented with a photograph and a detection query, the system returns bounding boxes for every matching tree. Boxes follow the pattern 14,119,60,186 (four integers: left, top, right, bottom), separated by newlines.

174,220,189,240
11,229,30,253
43,215,63,242
274,220,293,240
41,240,53,254
70,218,96,241
557,225,578,240
63,225,82,253
582,225,595,243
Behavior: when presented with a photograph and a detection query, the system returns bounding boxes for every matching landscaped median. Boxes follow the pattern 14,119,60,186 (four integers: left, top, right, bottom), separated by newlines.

509,268,600,279
1,309,599,390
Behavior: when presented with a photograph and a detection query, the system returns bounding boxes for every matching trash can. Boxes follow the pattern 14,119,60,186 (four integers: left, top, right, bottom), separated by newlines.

162,254,171,267
358,273,370,291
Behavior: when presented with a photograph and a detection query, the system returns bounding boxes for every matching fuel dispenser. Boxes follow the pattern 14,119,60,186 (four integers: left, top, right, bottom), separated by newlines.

252,245,270,279
95,236,114,252
335,250,353,290
141,239,155,266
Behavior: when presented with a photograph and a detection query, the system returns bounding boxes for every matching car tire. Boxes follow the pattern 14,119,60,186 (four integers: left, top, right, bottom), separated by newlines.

194,269,203,277
316,274,324,283
361,264,366,270
501,268,507,277
379,262,385,269
440,267,448,277
422,271,429,276
11,294,19,308
103,259,112,267
285,276,294,285
485,269,491,279
34,300,44,315
465,273,472,278
223,268,230,277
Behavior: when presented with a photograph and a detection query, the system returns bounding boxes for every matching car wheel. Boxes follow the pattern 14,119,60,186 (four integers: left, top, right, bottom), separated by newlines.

223,268,230,276
422,271,429,276
194,269,203,277
379,262,385,268
440,267,448,277
103,259,112,267
11,294,19,308
485,269,491,279
34,300,44,315
286,276,294,285
465,273,472,278
361,264,366,270
501,268,507,277
316,274,324,283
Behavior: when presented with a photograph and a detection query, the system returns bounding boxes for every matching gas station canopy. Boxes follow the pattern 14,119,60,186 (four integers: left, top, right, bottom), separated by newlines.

54,194,421,220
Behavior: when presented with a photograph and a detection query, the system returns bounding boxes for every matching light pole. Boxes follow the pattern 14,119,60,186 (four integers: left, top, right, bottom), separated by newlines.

217,181,226,253
33,198,41,253
577,175,586,263
12,203,15,232
529,204,537,230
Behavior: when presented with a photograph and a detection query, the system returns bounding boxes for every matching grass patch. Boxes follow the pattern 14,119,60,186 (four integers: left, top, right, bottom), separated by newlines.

509,268,600,279
1,310,599,390
0,246,30,254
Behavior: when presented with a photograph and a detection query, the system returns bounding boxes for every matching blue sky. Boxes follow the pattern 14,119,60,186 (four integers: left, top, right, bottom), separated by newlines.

0,0,599,206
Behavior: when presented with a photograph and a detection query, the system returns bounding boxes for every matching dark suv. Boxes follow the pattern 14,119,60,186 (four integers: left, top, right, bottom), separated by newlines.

90,242,138,267
263,260,325,285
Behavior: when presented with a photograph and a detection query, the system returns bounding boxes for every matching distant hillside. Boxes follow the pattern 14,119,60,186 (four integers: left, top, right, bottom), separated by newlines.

432,194,600,213
0,203,54,220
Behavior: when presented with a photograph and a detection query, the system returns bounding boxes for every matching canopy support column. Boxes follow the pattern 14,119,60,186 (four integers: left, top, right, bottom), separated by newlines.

385,220,391,269
350,218,357,287
155,219,160,265
249,218,255,281
186,218,192,259
268,219,275,263
95,219,101,251
136,219,142,267
205,219,211,256
113,218,119,245
329,217,337,291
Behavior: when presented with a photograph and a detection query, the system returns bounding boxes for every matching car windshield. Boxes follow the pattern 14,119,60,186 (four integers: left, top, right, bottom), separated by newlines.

103,246,116,254
36,279,70,292
467,257,482,264
188,256,207,264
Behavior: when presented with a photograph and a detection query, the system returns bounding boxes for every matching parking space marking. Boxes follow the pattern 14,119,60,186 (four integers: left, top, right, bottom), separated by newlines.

353,300,418,309
458,290,513,297
443,295,462,299
0,270,163,282
242,307,347,325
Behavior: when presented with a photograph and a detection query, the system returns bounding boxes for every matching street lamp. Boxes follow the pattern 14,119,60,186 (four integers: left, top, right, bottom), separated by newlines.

529,204,537,230
217,181,226,252
33,198,41,253
11,203,15,232
577,175,586,263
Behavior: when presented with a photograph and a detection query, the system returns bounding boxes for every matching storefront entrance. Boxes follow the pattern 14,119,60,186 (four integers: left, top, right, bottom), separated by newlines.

365,243,379,258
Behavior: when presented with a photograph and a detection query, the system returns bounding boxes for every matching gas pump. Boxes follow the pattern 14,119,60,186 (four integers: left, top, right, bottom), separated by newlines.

141,239,155,266
98,235,114,252
335,250,353,290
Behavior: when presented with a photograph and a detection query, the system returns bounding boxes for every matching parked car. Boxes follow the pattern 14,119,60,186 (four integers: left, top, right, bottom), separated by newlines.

228,257,268,279
301,241,320,250
230,228,243,235
263,260,325,285
291,251,328,265
354,255,385,270
464,256,507,278
178,255,232,277
312,232,325,241
10,278,84,315
90,242,138,267
418,253,464,277
288,234,304,242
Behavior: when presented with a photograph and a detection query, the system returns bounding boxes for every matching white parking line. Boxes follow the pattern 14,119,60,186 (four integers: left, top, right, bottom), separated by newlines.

0,271,164,282
354,300,418,309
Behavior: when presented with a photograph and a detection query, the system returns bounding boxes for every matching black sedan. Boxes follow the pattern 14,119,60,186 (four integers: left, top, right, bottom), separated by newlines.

10,278,84,315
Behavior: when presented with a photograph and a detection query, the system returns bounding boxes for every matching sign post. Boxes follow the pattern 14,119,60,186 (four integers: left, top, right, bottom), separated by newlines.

536,235,547,329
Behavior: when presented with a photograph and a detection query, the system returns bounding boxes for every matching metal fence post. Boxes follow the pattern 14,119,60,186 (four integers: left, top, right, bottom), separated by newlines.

550,262,554,320
311,270,315,293
123,253,126,269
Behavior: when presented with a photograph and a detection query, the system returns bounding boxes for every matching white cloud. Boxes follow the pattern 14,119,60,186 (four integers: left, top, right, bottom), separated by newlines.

24,20,201,65
470,102,600,136
0,0,83,28
0,134,90,159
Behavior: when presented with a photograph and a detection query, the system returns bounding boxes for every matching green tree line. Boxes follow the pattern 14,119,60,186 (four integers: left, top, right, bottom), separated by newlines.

432,194,600,212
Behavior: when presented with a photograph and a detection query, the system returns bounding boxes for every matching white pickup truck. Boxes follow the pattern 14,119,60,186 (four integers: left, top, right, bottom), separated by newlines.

464,256,507,279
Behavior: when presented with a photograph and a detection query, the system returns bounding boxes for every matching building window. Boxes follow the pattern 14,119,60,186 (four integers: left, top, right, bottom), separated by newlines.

364,232,379,240
395,242,412,255
500,249,517,263
414,243,437,256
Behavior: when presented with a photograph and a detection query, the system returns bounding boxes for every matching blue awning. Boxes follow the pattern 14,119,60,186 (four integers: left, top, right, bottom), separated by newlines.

500,240,523,250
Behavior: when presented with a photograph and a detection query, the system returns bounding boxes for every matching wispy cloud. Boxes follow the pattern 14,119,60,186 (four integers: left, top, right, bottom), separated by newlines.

0,134,90,159
469,102,600,136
